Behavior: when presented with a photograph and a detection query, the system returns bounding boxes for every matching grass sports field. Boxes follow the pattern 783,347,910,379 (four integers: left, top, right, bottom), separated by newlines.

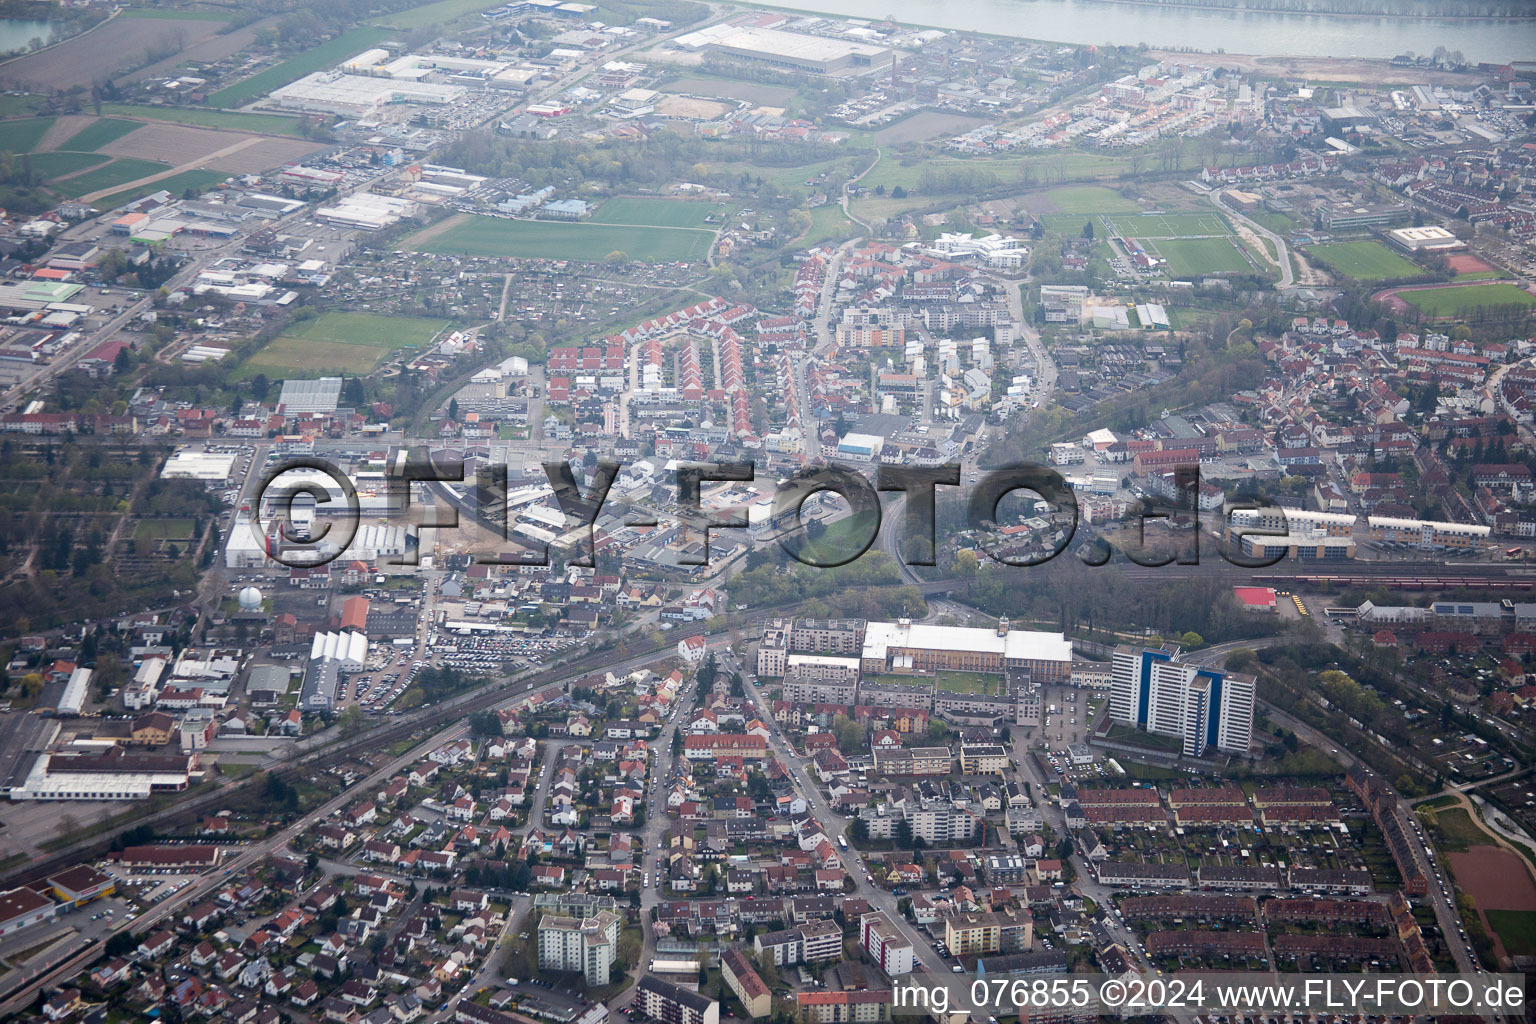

1156,236,1251,276
208,27,393,107
1041,184,1138,214
1309,240,1422,281
1400,282,1536,318
401,213,714,263
591,197,734,229
371,0,501,28
236,313,447,378
1104,212,1229,237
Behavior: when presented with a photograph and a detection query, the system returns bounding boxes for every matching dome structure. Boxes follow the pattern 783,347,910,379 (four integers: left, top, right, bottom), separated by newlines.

238,586,263,611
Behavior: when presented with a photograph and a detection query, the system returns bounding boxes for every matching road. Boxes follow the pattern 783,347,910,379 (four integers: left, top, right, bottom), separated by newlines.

1209,189,1294,289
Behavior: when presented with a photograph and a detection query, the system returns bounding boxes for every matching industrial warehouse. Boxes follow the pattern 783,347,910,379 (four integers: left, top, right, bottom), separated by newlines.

672,24,897,76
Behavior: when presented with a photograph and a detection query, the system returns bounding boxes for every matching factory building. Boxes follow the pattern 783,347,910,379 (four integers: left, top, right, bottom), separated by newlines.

860,618,1073,683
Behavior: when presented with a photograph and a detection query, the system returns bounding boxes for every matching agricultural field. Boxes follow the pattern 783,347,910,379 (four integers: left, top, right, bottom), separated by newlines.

371,0,503,29
400,213,715,263
861,152,1132,195
0,15,233,91
207,27,394,107
1308,240,1422,281
31,152,110,180
57,117,144,152
0,117,54,154
54,158,172,198
99,104,309,138
235,313,448,378
1398,282,1536,318
1155,236,1253,276
1103,212,1229,238
591,197,734,229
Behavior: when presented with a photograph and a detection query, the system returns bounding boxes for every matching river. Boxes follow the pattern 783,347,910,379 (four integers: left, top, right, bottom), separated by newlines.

768,0,1536,64
0,19,62,56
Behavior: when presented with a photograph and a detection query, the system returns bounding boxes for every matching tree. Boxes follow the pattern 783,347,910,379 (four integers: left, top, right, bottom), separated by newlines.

848,816,868,843
1082,221,1094,240
448,397,460,422
895,817,914,849
337,705,366,737
955,550,978,577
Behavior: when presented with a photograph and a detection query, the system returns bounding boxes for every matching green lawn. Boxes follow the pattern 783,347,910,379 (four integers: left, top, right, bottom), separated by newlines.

1104,722,1183,752
1428,807,1487,851
54,157,172,198
1155,236,1252,276
1399,282,1536,318
100,103,308,137
57,117,144,152
236,313,448,378
799,204,857,246
1104,212,1229,238
370,0,504,28
1043,185,1139,214
33,151,111,181
401,214,714,263
934,671,1004,695
591,197,734,229
0,117,53,154
207,27,395,107
1484,908,1536,957
93,168,228,210
1309,240,1422,282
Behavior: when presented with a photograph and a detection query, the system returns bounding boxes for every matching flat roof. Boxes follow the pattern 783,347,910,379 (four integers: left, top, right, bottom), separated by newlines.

862,620,1073,664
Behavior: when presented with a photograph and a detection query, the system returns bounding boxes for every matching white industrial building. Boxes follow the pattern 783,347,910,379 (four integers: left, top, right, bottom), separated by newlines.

860,620,1074,682
267,70,467,116
311,630,367,671
314,193,420,231
56,667,91,716
160,450,236,482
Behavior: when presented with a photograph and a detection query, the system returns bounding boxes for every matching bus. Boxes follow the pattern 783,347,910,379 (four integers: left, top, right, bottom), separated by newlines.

1507,546,1522,559
838,835,848,850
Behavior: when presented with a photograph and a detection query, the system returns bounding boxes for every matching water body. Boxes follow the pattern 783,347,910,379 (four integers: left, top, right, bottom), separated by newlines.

0,19,63,55
772,0,1536,64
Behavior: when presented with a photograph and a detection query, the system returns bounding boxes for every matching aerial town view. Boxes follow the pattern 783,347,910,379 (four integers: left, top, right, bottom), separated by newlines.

0,0,1530,1020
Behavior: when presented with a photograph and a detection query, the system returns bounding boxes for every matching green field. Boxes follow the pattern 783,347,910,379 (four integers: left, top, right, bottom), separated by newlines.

93,169,229,210
135,518,196,542
860,152,1132,195
1309,240,1422,282
1399,282,1536,318
1428,807,1487,851
207,27,394,107
1484,909,1536,957
1155,236,1252,276
591,197,734,229
100,103,308,137
55,158,171,198
1043,185,1139,214
370,0,502,28
0,117,53,154
1105,212,1229,238
799,204,857,246
33,151,111,181
237,313,447,378
57,117,144,152
402,214,714,263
